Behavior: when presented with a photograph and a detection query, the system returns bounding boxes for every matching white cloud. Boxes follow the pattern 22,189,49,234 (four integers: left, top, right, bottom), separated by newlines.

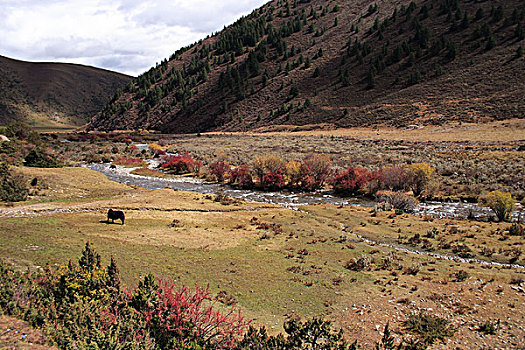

0,0,268,76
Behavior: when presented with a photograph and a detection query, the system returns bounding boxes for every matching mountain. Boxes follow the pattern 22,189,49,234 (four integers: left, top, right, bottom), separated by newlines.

89,0,525,133
0,55,132,128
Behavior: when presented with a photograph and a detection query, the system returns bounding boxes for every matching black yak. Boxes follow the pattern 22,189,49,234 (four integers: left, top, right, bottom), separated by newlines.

107,209,125,225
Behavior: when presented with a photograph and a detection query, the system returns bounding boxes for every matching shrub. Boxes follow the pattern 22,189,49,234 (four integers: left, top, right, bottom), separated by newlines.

148,142,163,153
406,163,434,197
261,170,286,190
160,153,202,175
404,263,421,275
483,190,515,222
299,154,332,191
236,318,356,350
379,166,409,191
146,280,248,349
332,167,372,196
0,163,28,202
509,223,524,236
229,165,254,189
454,270,469,282
477,320,499,335
253,156,285,188
378,191,418,213
209,160,231,182
403,312,455,345
4,121,42,145
285,160,302,188
24,148,61,168
344,255,372,271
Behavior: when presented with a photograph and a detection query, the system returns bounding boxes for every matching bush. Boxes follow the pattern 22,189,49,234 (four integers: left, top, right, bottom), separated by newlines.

379,166,409,191
146,280,248,349
285,160,302,188
454,270,469,282
236,318,357,350
406,163,434,197
299,154,332,191
160,153,202,175
253,155,285,188
477,320,499,335
509,223,524,236
0,163,28,202
209,160,231,182
404,312,455,345
24,149,61,168
482,191,515,222
332,167,372,196
344,255,372,271
378,191,418,213
262,170,286,190
229,165,254,189
4,122,42,145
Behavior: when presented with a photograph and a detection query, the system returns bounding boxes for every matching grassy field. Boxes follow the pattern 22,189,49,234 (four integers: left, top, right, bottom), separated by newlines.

1,166,524,348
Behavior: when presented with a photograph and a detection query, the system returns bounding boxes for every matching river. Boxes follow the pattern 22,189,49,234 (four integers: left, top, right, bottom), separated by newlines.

83,162,523,221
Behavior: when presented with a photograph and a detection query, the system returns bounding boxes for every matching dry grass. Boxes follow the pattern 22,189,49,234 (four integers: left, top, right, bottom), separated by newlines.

0,316,57,349
244,119,525,143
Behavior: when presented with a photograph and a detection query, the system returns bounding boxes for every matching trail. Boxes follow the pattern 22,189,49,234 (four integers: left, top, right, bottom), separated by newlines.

0,204,278,217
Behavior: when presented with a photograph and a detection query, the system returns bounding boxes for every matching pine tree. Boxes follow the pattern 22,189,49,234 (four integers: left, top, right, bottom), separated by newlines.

79,242,101,271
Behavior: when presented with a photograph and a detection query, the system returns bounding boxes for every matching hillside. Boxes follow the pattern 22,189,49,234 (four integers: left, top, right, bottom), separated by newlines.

0,55,132,128
89,0,525,133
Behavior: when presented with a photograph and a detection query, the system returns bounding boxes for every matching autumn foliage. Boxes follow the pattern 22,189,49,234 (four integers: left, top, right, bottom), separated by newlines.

332,167,373,196
161,153,202,175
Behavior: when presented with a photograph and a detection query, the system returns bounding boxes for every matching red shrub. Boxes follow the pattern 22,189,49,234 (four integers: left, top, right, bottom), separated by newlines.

229,165,254,189
160,153,202,175
378,166,409,191
146,280,248,349
261,170,285,190
299,154,332,191
209,160,231,183
332,167,372,196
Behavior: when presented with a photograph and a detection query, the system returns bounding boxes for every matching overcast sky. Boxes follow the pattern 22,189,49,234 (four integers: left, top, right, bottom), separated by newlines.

1,0,268,76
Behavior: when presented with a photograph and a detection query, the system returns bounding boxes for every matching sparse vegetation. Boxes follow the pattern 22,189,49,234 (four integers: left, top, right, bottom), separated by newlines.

404,312,455,345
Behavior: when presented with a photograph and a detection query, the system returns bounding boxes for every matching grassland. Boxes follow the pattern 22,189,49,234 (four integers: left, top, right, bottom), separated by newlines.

1,166,524,348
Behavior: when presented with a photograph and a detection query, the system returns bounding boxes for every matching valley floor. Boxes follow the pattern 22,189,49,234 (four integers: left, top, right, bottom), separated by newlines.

1,166,524,348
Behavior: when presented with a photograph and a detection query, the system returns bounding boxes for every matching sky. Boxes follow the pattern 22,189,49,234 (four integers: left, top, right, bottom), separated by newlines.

0,0,268,76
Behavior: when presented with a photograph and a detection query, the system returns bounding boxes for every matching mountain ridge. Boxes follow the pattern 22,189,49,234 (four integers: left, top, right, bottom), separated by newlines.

0,55,132,128
89,0,525,133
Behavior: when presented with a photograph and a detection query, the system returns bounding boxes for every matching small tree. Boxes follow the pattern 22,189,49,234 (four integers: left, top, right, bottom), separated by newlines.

484,190,515,222
299,154,332,191
253,156,285,188
406,163,434,197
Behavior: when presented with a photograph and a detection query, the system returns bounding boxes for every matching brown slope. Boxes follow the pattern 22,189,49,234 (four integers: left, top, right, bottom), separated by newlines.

89,0,525,133
0,55,132,128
